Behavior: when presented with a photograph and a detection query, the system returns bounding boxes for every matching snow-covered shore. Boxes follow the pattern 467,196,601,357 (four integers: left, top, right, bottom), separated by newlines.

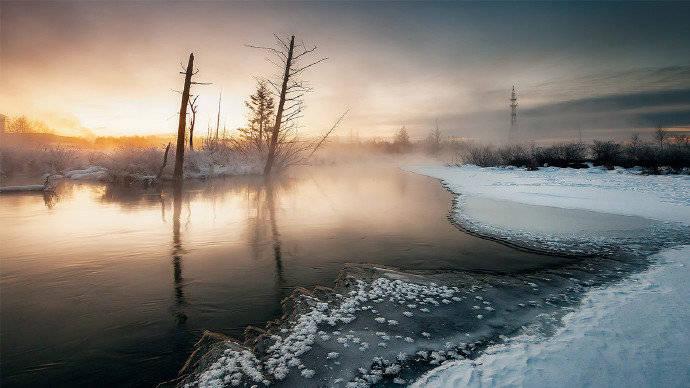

0,161,263,190
405,164,690,388
173,164,689,387
405,165,690,226
413,245,690,388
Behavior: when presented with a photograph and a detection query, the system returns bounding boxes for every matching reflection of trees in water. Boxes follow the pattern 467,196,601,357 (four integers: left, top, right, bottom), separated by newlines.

98,184,161,208
160,194,166,222
40,181,78,209
164,176,292,322
266,179,285,289
39,176,295,313
42,191,58,209
171,182,187,324
245,177,289,296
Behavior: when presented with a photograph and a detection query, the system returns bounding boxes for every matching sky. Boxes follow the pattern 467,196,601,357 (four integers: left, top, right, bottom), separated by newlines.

1,1,690,142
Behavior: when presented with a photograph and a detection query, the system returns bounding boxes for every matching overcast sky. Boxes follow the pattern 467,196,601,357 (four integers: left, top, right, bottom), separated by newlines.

1,1,689,141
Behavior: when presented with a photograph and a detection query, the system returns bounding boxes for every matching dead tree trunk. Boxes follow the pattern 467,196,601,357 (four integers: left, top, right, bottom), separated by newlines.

173,53,194,182
264,36,295,176
157,142,171,180
188,96,198,151
215,91,222,140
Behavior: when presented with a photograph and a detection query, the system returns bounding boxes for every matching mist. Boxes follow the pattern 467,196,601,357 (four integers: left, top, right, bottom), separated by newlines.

2,1,690,140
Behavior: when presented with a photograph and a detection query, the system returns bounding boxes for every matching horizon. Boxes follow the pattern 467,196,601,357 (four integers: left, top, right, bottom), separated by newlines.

2,3,690,388
1,1,690,141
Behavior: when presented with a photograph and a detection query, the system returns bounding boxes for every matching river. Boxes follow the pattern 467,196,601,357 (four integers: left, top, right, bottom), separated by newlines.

1,165,570,387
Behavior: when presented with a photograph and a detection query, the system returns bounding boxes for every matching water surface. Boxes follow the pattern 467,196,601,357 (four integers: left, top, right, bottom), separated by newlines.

0,165,564,387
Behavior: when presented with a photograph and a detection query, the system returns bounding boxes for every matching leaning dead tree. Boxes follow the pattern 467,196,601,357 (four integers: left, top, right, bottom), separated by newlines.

157,142,171,180
172,53,209,182
248,34,328,175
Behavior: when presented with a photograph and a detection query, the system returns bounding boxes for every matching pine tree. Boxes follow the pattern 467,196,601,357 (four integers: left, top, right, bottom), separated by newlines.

394,126,411,152
239,80,275,151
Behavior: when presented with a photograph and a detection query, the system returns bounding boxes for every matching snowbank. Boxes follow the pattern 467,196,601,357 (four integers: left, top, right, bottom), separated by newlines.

177,252,648,388
403,165,690,387
176,165,689,387
413,245,690,388
406,165,690,226
0,184,46,193
64,166,109,181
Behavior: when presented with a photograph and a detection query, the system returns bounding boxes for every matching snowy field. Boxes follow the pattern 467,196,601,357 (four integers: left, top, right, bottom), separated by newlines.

406,164,690,388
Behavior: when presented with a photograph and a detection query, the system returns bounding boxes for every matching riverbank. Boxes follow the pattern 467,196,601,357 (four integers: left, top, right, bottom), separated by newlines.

173,165,689,387
405,164,690,388
414,245,690,388
1,165,560,387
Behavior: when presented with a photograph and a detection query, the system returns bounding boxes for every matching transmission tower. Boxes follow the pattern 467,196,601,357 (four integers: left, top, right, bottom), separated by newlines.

509,85,518,140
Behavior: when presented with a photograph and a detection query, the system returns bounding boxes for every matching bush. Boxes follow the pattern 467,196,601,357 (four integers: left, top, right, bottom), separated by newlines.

461,144,502,167
456,139,689,173
101,146,165,179
590,140,622,168
533,142,587,167
0,145,86,179
497,144,535,168
659,144,690,170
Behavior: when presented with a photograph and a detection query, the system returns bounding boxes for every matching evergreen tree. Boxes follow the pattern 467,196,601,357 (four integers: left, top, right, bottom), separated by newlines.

239,80,275,151
394,126,411,152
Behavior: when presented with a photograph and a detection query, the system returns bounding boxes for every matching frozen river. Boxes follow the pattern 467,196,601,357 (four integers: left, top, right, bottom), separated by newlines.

1,165,563,387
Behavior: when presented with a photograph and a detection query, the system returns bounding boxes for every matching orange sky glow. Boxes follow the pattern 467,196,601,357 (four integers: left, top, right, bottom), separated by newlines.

1,1,689,141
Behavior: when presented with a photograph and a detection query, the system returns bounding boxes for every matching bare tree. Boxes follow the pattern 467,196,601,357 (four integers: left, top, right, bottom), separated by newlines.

426,119,442,155
157,142,171,180
630,131,641,147
188,95,199,151
215,91,222,140
173,53,209,182
654,125,667,148
673,134,689,147
248,34,327,175
8,116,32,133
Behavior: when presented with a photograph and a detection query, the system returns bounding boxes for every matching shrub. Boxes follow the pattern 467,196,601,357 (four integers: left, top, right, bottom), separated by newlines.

497,144,535,168
590,140,622,168
659,144,690,170
102,146,165,178
0,145,85,179
533,142,587,167
461,144,502,167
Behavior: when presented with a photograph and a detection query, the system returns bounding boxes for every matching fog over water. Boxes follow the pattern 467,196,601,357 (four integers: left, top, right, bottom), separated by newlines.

0,165,565,386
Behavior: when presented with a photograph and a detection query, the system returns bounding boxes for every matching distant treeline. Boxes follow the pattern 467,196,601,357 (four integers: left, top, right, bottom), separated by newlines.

0,115,173,150
457,137,690,173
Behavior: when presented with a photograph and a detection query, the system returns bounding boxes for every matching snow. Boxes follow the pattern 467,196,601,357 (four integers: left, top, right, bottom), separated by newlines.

402,164,690,387
180,164,689,387
413,245,690,388
183,272,476,387
0,184,45,192
63,166,109,181
406,165,690,226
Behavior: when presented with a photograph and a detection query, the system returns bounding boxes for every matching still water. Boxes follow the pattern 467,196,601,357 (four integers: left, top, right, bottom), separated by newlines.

0,165,564,387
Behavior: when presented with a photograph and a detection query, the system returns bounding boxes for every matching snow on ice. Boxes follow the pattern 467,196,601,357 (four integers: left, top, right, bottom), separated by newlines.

413,245,690,388
177,165,690,387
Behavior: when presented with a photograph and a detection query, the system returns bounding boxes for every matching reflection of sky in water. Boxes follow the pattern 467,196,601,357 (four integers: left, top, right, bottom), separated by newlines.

0,166,564,387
